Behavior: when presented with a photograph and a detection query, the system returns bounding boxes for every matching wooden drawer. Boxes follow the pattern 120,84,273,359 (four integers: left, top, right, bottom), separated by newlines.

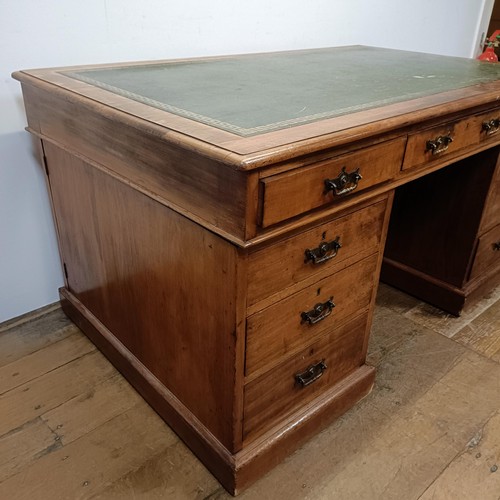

259,137,405,227
470,224,500,281
480,161,500,234
248,199,388,307
476,108,500,147
243,313,368,443
403,109,500,171
246,253,378,376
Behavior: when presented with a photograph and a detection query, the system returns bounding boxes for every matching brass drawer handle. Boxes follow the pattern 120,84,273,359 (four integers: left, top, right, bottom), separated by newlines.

301,298,335,325
493,242,500,251
305,236,341,265
295,360,327,388
482,119,500,135
325,167,362,196
426,135,453,155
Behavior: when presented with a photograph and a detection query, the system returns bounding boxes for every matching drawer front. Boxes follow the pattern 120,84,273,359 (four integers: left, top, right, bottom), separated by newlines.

246,253,378,376
476,108,500,146
243,313,368,443
248,199,388,307
403,109,500,171
480,163,500,234
260,137,405,227
470,224,500,281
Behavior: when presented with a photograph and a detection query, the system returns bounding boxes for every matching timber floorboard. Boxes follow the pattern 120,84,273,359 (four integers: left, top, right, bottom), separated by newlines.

0,284,499,499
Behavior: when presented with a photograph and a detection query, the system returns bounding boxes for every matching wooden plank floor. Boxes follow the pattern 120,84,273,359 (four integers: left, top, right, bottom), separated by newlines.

1,284,499,499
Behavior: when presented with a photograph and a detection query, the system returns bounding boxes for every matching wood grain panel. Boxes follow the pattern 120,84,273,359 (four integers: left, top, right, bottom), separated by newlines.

43,142,241,451
480,155,500,234
403,117,477,171
469,224,500,281
243,313,368,443
403,109,500,172
247,199,388,307
59,289,239,492
476,109,500,146
246,254,378,377
21,83,249,241
260,137,405,227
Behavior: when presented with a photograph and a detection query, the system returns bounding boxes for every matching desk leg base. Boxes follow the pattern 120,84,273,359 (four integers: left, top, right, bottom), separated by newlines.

381,258,465,315
59,287,375,496
381,258,500,316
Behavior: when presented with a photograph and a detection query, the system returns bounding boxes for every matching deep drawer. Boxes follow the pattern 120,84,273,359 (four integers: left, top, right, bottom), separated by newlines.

403,109,500,171
243,313,369,444
247,198,388,307
259,137,405,227
245,253,378,376
469,224,500,281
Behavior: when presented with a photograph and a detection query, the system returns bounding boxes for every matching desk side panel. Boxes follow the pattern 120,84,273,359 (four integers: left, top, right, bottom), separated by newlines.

43,142,242,452
20,81,249,242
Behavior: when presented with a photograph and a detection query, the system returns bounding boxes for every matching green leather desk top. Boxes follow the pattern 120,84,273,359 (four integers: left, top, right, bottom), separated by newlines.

63,46,500,137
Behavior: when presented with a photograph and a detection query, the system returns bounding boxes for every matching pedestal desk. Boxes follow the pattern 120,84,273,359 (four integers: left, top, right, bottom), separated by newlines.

13,46,500,494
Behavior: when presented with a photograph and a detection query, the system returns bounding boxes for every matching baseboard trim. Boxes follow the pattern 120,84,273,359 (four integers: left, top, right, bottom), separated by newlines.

0,301,61,333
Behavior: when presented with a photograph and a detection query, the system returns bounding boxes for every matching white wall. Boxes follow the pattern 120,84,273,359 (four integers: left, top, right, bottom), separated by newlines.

0,0,494,322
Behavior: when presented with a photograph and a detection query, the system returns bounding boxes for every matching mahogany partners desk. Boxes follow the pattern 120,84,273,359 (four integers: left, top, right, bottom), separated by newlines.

13,46,500,494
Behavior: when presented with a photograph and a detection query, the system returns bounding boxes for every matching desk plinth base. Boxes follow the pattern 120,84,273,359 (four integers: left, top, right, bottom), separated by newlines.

59,287,376,495
381,258,500,316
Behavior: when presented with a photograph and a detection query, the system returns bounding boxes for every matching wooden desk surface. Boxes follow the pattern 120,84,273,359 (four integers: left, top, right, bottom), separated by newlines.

13,46,500,164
